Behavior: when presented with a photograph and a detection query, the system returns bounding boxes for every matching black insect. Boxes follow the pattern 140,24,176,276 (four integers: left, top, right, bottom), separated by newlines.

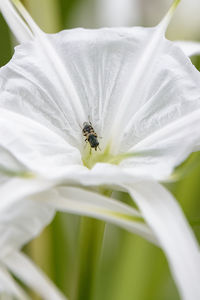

82,122,99,151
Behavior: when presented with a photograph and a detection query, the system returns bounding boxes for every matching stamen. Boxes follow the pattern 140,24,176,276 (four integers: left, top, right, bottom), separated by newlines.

159,0,181,32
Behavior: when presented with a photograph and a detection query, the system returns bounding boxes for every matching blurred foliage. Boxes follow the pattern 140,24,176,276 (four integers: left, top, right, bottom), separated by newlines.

0,14,12,66
1,1,200,300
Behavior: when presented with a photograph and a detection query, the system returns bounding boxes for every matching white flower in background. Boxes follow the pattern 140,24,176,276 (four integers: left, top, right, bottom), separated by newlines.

96,0,141,27
0,0,200,299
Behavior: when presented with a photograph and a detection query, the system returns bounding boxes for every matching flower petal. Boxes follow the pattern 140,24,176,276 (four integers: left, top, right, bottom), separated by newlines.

1,1,195,163
0,177,56,258
0,47,84,149
109,0,181,151
119,38,200,152
0,2,182,152
10,0,87,125
48,162,143,187
0,0,33,43
0,108,81,176
176,40,200,57
0,264,30,300
4,251,67,300
121,109,200,180
37,186,158,245
0,26,159,149
0,169,157,260
127,181,200,300
2,28,199,159
1,0,194,157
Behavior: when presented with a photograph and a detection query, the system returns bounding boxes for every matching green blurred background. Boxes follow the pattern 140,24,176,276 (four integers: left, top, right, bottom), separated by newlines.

0,0,200,299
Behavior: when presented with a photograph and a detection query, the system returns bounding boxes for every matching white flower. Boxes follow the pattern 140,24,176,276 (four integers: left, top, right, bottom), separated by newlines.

0,0,200,299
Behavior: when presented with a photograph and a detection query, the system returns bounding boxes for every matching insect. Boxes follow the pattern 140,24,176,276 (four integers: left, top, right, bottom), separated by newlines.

82,122,99,151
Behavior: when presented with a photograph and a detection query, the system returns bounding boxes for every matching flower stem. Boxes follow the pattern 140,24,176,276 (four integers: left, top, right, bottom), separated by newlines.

72,217,105,300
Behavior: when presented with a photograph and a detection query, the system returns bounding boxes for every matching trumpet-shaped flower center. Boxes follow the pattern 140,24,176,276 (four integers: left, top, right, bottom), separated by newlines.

82,143,132,169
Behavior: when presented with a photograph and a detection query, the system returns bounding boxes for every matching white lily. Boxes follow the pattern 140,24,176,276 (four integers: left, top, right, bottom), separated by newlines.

0,0,200,299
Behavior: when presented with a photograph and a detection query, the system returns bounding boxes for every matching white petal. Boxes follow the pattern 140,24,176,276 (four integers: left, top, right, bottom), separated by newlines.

49,163,141,187
10,0,87,125
127,181,200,300
0,27,157,149
0,144,28,178
0,0,198,202
30,186,158,245
0,1,194,156
0,47,83,149
0,0,33,43
119,38,200,151
0,108,81,176
176,40,200,57
0,25,187,151
0,27,162,149
0,177,55,258
121,109,200,180
0,167,156,260
109,0,181,151
0,264,30,300
4,251,67,300
1,1,194,159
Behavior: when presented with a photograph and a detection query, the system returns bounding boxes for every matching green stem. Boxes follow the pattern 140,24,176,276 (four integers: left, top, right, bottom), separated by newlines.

72,217,105,300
